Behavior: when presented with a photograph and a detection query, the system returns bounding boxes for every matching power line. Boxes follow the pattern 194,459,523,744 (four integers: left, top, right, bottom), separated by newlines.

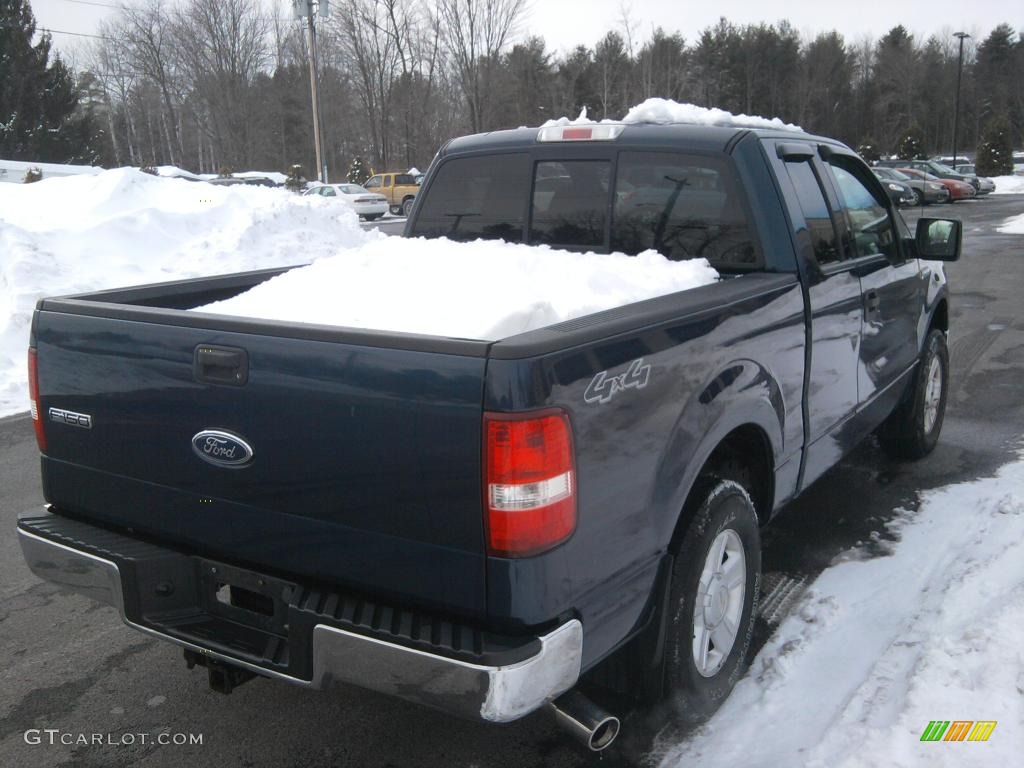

55,0,125,8
41,27,114,40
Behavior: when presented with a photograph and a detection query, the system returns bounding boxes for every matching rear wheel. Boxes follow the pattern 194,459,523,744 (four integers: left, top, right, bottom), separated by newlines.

878,328,949,460
663,478,760,723
402,197,415,217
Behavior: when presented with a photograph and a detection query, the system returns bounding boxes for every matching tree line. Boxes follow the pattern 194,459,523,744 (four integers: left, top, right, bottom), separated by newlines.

3,0,1023,177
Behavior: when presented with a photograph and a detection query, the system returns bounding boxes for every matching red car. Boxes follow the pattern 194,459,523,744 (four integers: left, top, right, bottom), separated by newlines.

898,168,975,202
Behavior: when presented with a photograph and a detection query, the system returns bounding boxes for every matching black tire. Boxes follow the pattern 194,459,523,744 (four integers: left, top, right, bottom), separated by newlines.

389,205,400,215
911,188,923,206
364,214,382,221
663,478,760,724
402,197,415,217
878,328,949,460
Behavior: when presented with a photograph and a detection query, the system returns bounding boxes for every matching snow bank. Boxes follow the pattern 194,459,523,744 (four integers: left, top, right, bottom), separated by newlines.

998,212,1024,234
195,239,720,340
541,100,802,132
657,453,1024,768
991,175,1024,195
0,168,372,416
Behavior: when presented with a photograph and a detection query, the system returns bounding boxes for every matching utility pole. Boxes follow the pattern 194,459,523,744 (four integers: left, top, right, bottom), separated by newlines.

295,0,329,183
952,32,970,167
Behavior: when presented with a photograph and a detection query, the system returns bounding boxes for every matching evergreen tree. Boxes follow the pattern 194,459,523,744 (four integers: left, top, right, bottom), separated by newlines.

897,125,925,159
347,156,368,185
975,117,1013,176
285,164,305,192
0,0,100,162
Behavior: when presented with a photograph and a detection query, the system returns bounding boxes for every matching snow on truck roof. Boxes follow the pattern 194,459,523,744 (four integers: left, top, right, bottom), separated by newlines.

445,99,805,155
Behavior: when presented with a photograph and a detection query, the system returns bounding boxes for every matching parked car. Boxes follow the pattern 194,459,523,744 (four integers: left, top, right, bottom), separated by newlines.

873,166,947,205
896,167,975,202
207,177,277,188
303,183,388,220
1012,151,1024,176
20,121,961,752
882,159,988,196
871,169,916,206
364,171,419,216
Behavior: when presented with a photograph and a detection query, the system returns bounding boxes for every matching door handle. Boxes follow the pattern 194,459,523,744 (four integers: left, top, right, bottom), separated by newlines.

194,345,249,386
864,291,880,313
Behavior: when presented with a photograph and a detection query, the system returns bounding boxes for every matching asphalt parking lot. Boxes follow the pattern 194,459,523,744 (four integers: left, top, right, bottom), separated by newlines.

1,195,1022,767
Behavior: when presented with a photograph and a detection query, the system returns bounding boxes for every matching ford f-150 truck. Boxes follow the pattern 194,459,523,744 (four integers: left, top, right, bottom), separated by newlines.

18,121,961,752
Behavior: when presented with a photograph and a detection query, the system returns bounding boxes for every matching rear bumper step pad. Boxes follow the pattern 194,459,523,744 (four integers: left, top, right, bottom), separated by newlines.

18,512,582,722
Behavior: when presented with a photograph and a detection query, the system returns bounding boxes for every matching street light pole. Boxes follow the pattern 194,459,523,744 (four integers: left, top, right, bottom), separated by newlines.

952,32,970,167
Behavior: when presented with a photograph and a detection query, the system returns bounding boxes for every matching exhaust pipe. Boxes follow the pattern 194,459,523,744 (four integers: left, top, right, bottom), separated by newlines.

548,690,621,752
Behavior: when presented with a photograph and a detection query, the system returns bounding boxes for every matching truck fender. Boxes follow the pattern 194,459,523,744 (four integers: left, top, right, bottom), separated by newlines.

650,359,785,547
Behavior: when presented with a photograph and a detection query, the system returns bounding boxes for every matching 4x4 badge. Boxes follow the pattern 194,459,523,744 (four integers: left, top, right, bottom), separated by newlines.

584,358,651,404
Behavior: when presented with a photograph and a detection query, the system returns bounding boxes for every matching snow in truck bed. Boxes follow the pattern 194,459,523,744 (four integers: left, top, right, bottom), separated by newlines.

193,239,720,341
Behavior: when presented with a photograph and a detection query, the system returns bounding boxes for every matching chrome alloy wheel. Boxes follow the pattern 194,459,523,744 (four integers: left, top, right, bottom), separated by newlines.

923,356,943,435
692,528,746,677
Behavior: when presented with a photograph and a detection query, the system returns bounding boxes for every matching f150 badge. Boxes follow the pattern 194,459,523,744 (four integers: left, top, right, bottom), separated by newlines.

584,358,652,404
191,430,253,468
48,408,92,428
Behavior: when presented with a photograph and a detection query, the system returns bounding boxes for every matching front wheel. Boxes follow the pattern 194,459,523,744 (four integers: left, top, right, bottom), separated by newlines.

911,188,923,206
401,197,415,217
663,478,760,723
878,328,949,460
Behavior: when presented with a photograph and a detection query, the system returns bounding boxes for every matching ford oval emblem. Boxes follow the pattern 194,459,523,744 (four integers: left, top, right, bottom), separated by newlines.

191,430,253,468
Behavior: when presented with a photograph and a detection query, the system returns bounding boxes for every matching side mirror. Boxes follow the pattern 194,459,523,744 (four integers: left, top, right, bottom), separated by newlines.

915,218,961,261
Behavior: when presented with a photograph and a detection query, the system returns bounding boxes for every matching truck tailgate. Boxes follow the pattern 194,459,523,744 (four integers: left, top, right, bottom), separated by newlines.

33,309,488,617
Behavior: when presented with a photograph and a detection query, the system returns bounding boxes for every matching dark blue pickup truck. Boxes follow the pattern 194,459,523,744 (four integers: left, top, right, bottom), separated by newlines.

19,121,960,751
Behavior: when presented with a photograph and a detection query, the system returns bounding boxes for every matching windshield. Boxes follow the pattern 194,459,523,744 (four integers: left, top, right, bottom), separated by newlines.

889,169,912,181
932,163,958,174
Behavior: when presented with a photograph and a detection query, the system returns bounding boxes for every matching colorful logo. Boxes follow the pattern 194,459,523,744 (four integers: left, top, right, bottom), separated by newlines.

920,721,997,742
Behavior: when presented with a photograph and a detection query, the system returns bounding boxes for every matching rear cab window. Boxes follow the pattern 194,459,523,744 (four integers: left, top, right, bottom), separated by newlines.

411,148,762,271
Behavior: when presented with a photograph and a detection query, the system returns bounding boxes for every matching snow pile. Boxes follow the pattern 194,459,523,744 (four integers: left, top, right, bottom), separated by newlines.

990,175,1024,195
195,239,720,340
540,100,802,132
0,168,372,416
657,453,1024,768
623,99,802,132
998,212,1024,234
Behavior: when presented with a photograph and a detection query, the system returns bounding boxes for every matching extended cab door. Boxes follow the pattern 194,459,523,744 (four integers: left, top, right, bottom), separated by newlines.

774,145,863,467
817,154,922,405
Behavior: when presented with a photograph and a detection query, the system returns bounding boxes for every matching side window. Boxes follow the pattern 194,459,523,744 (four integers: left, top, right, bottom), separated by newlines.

384,175,393,186
785,160,842,266
364,176,380,189
611,151,761,269
321,186,336,197
827,161,896,261
529,160,609,249
395,174,414,185
409,153,529,242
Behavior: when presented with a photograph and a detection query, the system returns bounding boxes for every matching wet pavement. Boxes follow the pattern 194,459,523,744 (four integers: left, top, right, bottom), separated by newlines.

1,194,1022,767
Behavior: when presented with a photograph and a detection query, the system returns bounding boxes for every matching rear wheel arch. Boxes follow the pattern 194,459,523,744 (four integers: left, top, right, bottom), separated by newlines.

670,424,775,554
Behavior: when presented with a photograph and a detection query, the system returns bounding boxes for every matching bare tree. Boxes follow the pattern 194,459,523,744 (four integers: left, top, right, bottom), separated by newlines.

172,0,271,168
434,0,525,132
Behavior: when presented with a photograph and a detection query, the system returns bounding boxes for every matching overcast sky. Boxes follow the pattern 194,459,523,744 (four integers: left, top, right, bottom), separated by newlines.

28,0,1019,59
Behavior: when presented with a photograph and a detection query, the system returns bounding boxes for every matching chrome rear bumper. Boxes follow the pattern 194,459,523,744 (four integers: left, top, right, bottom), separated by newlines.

18,522,582,722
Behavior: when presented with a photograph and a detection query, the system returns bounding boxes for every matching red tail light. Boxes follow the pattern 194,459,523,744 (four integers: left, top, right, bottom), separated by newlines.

484,410,576,557
27,348,47,452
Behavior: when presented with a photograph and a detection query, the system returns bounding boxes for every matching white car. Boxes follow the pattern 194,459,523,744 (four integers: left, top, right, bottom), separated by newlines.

304,183,389,220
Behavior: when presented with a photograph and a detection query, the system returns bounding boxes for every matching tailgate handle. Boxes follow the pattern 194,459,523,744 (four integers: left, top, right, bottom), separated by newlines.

195,345,248,386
